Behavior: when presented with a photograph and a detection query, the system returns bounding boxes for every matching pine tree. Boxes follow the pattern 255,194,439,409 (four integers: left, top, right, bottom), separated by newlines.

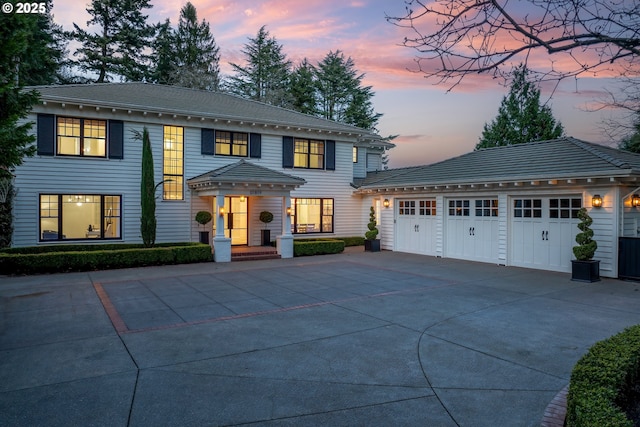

72,0,154,82
172,2,220,91
476,65,564,150
314,51,381,130
619,112,640,153
228,26,292,106
148,19,176,85
290,59,318,115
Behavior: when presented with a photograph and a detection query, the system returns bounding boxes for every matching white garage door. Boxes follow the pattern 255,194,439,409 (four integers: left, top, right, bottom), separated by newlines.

395,199,438,256
445,198,500,263
510,197,582,272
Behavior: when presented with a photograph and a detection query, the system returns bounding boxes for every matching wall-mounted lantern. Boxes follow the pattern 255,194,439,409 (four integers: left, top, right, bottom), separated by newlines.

286,207,292,216
219,207,225,216
633,194,640,208
592,195,603,208
383,199,390,208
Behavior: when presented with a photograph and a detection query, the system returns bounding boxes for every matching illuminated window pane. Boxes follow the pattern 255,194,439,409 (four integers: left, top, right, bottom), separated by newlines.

163,126,184,200
56,117,106,157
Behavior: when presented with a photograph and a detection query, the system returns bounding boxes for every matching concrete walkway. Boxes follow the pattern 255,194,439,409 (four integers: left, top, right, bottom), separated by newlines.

2,248,640,426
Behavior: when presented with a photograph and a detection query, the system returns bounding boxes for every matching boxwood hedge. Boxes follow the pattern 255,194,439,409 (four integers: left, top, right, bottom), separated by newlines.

566,324,640,427
293,239,345,257
0,242,212,275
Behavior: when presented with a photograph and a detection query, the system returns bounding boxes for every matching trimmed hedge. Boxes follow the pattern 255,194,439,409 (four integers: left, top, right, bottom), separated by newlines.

566,325,640,427
340,236,365,247
293,239,345,257
0,242,212,275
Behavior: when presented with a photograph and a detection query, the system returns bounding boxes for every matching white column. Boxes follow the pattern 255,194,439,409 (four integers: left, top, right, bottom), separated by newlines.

277,195,294,258
213,194,231,262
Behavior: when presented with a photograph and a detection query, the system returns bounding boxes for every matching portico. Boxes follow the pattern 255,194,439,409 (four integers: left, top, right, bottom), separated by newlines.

187,160,306,262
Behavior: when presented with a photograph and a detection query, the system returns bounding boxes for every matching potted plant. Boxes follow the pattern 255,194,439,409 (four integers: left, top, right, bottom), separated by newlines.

195,210,212,244
364,206,381,252
571,207,600,282
259,211,274,246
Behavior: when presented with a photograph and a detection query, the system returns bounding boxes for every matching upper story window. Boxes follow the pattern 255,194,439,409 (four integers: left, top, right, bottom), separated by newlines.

163,125,184,200
216,131,248,157
57,117,106,157
294,138,324,169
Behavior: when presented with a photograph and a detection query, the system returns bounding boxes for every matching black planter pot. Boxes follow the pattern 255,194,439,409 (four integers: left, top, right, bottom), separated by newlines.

571,260,601,282
261,229,271,246
199,231,210,245
364,239,381,252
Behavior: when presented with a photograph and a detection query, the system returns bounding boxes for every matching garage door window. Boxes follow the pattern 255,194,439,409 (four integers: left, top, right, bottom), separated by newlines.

399,200,416,215
475,199,498,217
449,200,470,216
550,198,582,219
419,200,436,215
514,199,542,218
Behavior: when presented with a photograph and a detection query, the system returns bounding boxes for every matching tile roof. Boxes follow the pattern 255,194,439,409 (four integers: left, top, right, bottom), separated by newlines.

359,137,640,189
188,160,306,187
32,83,386,143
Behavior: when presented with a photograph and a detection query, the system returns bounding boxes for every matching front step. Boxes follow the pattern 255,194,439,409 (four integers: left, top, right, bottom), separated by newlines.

231,248,281,262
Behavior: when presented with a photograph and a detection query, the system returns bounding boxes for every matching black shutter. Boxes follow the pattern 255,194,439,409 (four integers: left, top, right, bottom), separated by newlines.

108,120,124,159
325,140,336,170
283,136,294,168
249,133,261,158
201,128,215,155
37,114,55,156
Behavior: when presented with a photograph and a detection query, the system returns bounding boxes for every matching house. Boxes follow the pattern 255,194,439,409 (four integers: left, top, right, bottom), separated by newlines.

13,83,393,261
356,137,640,279
11,83,640,279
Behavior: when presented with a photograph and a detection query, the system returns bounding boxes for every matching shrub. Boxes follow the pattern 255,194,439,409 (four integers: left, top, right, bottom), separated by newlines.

573,207,598,261
293,239,345,257
365,206,379,241
565,325,640,427
195,211,212,226
340,236,365,246
0,243,212,275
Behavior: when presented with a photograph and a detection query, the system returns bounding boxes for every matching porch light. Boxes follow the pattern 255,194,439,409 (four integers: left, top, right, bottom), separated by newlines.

219,207,225,216
633,194,640,208
383,199,390,208
286,207,292,216
239,195,245,202
592,195,602,208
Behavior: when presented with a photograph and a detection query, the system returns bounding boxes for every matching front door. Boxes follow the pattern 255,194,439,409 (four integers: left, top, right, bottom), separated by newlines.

225,196,248,245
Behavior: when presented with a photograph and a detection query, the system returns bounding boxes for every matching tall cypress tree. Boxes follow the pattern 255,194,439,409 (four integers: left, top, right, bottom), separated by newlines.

228,26,292,106
140,127,156,248
172,2,220,91
476,65,564,150
72,0,154,82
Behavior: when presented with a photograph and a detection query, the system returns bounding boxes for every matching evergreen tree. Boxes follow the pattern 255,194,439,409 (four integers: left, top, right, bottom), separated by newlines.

476,65,564,150
228,26,291,106
72,0,154,82
314,51,380,130
139,127,156,247
172,2,220,91
619,112,640,153
290,59,318,116
148,19,176,85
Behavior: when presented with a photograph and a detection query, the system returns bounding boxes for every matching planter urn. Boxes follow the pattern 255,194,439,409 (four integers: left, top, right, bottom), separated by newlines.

571,260,601,283
364,239,381,252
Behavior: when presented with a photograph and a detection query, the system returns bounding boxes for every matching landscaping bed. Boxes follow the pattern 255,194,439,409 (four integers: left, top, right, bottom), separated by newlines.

565,324,640,427
0,242,212,275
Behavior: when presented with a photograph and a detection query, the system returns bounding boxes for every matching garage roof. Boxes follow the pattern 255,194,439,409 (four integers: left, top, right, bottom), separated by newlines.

359,137,640,189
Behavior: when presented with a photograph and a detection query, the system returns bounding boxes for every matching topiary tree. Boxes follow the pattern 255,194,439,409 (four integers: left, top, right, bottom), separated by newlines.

259,211,274,229
365,206,379,240
195,210,212,227
573,208,597,261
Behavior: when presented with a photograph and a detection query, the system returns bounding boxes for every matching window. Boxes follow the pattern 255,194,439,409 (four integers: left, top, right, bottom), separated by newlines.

163,125,184,200
57,117,106,157
294,138,324,169
448,200,470,216
420,200,436,216
291,198,333,233
399,200,416,215
39,194,121,241
513,199,542,218
353,146,358,163
550,198,582,219
475,199,498,217
215,131,248,157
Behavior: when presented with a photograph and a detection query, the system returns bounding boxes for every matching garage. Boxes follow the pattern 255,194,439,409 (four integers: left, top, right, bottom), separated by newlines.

445,198,500,263
510,196,582,272
395,199,438,256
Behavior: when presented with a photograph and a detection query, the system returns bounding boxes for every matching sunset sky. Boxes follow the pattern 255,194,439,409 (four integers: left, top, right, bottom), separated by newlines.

51,0,629,168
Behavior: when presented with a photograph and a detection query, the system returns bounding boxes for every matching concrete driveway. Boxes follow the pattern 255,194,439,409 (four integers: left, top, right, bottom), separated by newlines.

2,248,640,426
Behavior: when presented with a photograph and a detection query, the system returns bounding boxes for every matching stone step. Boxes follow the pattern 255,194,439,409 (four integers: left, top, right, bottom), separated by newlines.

231,253,281,262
